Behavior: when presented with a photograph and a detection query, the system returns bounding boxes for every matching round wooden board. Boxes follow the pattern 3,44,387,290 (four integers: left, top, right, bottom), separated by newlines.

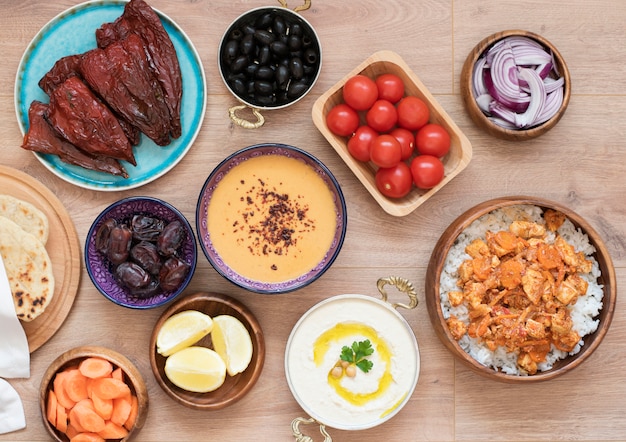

0,165,81,352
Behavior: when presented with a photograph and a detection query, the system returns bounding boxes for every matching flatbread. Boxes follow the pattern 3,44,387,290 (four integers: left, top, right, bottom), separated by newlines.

0,194,49,245
0,216,54,322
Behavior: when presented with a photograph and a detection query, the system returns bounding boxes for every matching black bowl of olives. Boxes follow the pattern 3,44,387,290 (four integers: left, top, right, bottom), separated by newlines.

85,196,197,309
219,7,322,124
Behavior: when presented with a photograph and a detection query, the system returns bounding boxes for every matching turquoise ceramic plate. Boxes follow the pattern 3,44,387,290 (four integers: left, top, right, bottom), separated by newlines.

14,0,206,191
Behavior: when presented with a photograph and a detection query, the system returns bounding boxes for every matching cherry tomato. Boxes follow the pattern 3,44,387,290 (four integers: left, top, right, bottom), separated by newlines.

396,96,430,131
410,155,444,189
375,73,404,103
365,100,398,133
375,162,413,199
347,126,378,162
326,104,360,137
389,127,415,161
343,75,379,111
370,134,402,168
416,123,450,157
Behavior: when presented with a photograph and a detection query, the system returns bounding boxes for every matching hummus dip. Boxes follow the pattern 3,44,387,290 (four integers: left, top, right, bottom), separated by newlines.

285,295,419,430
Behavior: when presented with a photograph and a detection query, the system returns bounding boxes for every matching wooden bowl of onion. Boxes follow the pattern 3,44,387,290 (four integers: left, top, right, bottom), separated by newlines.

425,196,616,383
460,30,571,141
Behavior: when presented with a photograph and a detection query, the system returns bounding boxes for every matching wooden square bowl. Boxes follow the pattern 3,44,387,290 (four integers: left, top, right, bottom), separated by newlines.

425,196,616,382
312,50,472,217
149,292,265,410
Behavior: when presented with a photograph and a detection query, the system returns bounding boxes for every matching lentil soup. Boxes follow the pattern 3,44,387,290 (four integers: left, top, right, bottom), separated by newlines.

206,154,338,283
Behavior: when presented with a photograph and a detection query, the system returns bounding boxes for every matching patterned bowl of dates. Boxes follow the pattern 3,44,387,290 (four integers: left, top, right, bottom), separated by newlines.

85,196,197,309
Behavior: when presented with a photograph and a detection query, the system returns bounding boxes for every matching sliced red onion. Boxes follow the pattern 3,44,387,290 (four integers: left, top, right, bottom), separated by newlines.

514,68,546,128
472,35,565,130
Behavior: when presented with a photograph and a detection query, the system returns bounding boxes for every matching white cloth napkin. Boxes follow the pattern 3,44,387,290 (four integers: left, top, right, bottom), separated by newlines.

0,253,30,434
0,379,26,434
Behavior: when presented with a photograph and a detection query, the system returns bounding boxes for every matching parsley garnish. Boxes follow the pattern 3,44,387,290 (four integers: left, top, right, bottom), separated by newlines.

340,340,374,373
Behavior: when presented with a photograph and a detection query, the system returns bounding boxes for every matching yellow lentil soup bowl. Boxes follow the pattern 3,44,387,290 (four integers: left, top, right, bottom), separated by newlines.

196,143,347,294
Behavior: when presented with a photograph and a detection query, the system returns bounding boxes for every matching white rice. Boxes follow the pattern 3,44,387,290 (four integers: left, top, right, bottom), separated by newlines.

439,205,604,375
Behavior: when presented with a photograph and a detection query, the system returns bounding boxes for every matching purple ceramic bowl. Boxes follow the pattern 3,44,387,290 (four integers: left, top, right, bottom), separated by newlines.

196,143,347,294
85,196,197,309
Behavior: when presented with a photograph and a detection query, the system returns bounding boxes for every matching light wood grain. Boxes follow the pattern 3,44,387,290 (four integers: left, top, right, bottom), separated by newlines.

1,0,625,441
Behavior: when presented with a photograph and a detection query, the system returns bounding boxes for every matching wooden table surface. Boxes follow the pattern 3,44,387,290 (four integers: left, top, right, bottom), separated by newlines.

1,1,625,441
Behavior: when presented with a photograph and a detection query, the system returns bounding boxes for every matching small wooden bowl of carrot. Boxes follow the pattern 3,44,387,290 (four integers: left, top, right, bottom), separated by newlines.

39,346,149,442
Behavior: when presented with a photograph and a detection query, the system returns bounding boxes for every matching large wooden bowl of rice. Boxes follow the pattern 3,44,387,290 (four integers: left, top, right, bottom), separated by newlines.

425,196,616,382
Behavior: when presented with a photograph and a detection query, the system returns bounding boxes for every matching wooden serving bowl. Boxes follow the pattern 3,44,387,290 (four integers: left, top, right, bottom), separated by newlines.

40,346,148,441
312,50,472,217
460,30,571,141
425,196,616,383
149,292,265,410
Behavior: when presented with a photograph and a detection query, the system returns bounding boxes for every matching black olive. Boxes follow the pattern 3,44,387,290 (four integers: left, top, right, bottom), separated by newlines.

240,33,255,55
230,28,244,41
290,22,303,36
245,63,259,77
255,12,273,29
242,24,256,35
288,35,302,51
287,80,309,99
255,65,274,80
254,29,275,46
230,54,249,74
222,39,239,64
302,35,313,48
303,48,318,65
255,94,276,106
254,80,274,96
275,64,290,90
273,16,286,35
289,57,304,79
230,77,246,95
258,45,271,65
270,41,289,57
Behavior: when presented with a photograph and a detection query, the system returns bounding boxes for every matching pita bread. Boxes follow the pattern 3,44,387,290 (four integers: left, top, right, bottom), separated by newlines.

0,194,49,245
0,216,54,322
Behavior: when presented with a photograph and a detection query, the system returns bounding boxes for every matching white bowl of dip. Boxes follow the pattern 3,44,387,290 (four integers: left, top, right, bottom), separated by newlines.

285,278,420,433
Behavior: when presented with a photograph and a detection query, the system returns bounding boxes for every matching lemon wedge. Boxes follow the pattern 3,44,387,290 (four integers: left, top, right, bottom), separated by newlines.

156,310,213,357
164,346,226,392
211,315,253,376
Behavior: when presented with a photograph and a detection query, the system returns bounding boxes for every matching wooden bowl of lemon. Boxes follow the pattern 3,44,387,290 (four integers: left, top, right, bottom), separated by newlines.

149,292,265,410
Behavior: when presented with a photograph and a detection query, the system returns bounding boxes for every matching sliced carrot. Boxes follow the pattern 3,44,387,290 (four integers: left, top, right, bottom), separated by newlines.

71,402,106,433
97,420,129,439
64,369,89,403
124,394,139,431
111,367,124,382
69,433,105,442
78,357,113,380
46,391,58,426
91,393,113,421
110,395,132,426
53,371,76,410
66,423,80,440
55,403,68,434
91,377,130,400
